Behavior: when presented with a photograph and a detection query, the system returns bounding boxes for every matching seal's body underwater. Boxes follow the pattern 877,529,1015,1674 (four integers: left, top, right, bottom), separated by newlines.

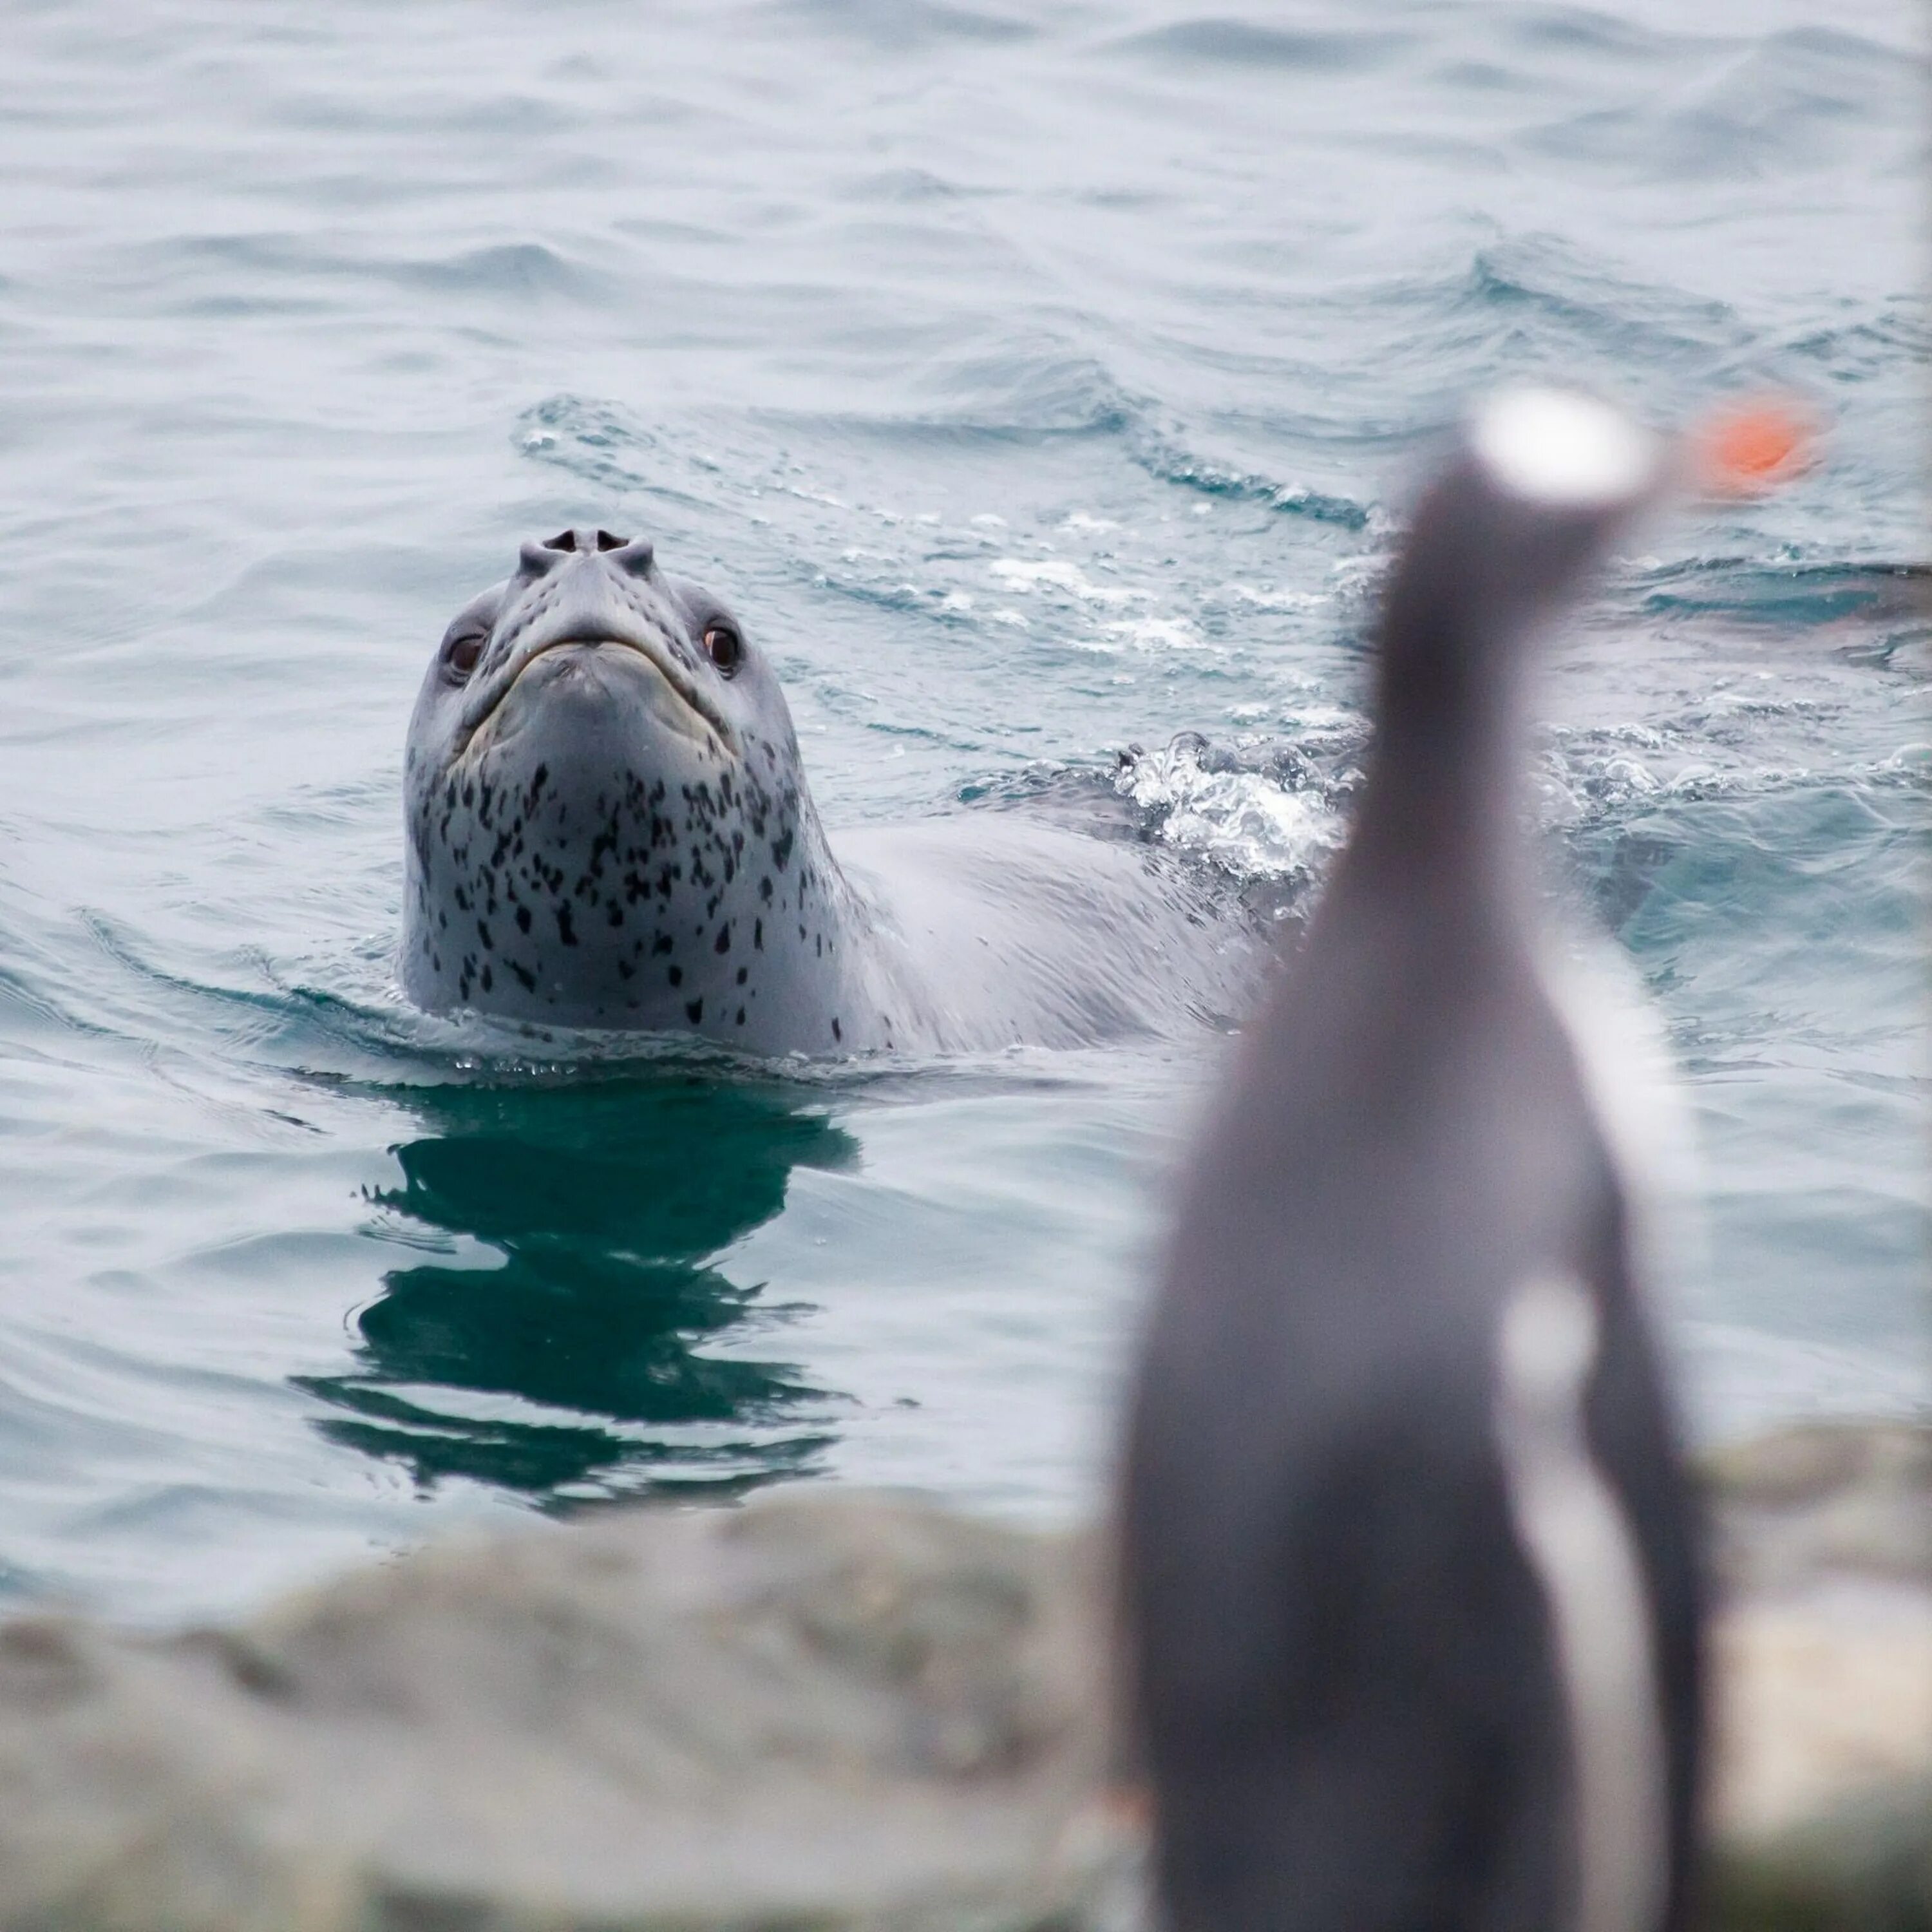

404,529,1256,1052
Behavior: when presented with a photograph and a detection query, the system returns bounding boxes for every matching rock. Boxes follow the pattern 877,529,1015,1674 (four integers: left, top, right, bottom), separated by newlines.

0,1421,1924,1930
1701,1420,1932,1932
0,1494,1139,1932
1703,1419,1932,1607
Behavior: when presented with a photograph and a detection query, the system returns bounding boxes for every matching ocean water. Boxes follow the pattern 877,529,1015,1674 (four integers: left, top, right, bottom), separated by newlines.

0,0,1923,1623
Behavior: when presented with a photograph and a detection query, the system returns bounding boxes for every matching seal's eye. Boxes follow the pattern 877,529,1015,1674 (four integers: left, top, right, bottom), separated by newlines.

443,629,486,680
703,623,743,677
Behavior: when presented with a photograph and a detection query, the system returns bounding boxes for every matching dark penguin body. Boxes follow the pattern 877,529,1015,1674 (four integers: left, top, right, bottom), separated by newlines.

1119,393,1703,1932
404,529,1265,1054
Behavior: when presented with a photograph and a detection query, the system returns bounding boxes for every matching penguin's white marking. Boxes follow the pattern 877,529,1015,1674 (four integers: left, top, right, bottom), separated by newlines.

1494,1273,1668,1932
1472,388,1662,510
1539,933,1706,1307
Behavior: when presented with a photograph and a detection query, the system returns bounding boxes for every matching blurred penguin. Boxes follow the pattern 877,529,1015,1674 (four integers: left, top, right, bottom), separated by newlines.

1119,389,1710,1932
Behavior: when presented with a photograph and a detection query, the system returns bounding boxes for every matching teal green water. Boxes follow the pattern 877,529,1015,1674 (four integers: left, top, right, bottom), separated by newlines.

0,0,1924,1620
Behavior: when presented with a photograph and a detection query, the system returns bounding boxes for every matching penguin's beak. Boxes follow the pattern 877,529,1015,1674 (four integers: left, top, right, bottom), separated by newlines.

1682,395,1818,499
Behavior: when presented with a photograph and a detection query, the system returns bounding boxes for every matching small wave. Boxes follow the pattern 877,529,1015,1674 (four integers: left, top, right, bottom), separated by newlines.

988,556,1146,607
152,234,614,309
1504,8,1679,61
1459,235,1745,362
840,167,972,205
1510,19,1920,182
516,394,663,493
784,0,1037,52
1784,307,1932,382
1101,616,1210,653
1110,19,1414,73
1130,437,1374,527
1634,558,1932,627
906,346,1146,439
1205,580,1332,614
515,395,740,520
1542,738,1927,824
1115,732,1347,884
397,242,612,303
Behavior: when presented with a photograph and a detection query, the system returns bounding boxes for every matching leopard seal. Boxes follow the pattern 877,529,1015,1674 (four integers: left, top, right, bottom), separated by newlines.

403,527,1260,1054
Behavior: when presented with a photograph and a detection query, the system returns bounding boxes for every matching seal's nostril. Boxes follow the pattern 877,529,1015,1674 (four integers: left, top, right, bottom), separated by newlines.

596,529,627,553
543,529,578,553
611,538,656,577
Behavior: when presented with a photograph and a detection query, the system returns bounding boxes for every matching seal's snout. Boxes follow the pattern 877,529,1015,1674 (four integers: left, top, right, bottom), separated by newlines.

540,526,632,556
515,529,656,580
449,526,741,762
406,525,848,1042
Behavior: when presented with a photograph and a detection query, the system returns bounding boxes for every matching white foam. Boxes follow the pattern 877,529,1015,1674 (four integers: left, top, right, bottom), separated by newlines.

988,556,1145,606
1101,616,1207,652
1116,737,1341,882
1212,580,1329,613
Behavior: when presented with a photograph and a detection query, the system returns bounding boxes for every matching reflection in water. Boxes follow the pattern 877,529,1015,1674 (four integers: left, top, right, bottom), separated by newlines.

297,1073,857,1501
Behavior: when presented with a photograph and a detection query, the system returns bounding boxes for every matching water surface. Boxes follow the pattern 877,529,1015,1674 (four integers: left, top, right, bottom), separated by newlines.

0,0,1924,1620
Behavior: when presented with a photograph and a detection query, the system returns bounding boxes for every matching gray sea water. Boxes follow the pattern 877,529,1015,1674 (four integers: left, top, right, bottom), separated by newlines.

0,0,1924,1623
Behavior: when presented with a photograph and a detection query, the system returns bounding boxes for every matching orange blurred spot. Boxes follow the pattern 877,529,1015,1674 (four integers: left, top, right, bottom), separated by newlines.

1692,398,1816,496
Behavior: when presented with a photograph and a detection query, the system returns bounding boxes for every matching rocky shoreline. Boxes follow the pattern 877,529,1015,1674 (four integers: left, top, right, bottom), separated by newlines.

1,1417,1924,1931
1701,1421,1931,1931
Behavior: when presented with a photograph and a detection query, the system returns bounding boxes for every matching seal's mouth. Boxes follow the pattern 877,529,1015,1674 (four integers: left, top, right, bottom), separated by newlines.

455,628,735,762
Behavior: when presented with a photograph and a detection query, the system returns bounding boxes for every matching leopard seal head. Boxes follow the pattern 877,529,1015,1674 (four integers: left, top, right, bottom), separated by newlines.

402,527,868,1048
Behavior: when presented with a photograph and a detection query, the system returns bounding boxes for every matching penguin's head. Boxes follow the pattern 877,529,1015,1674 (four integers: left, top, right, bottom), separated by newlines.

1374,388,1668,738
1466,387,1662,515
